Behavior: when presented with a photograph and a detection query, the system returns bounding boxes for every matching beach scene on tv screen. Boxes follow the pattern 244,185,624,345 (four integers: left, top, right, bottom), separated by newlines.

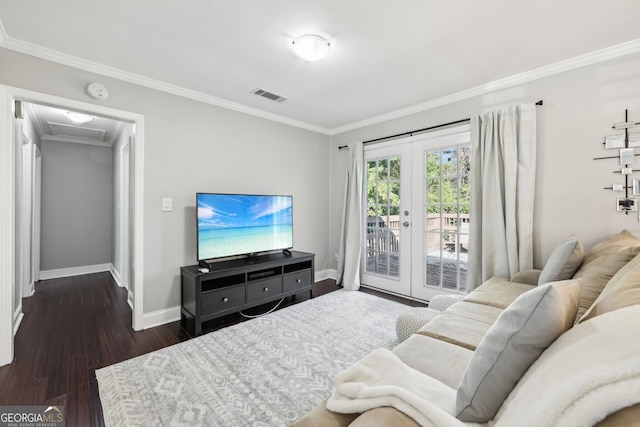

197,194,293,259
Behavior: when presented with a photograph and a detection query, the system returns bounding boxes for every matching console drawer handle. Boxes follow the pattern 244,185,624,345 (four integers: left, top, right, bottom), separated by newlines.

296,279,302,283
222,297,229,303
263,287,269,292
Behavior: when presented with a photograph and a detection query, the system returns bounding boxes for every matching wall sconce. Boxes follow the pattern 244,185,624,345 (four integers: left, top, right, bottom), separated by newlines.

596,109,640,213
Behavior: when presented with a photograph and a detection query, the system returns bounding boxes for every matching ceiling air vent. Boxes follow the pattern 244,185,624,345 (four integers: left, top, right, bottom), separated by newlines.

253,88,287,103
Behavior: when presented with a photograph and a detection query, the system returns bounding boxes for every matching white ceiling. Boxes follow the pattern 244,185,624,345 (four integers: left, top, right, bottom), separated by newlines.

2,1,640,134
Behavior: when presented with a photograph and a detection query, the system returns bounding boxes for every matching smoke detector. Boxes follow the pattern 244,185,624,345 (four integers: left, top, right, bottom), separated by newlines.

86,83,109,100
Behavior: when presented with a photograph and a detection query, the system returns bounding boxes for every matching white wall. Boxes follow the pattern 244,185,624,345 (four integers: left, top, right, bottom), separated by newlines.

330,51,640,269
0,47,331,317
40,141,114,271
147,99,330,314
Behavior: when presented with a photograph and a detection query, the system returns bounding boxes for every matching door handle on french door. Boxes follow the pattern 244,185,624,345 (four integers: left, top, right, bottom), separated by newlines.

403,221,410,228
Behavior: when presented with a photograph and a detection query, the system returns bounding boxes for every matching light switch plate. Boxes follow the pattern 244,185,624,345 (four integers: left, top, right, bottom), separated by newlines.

162,198,173,212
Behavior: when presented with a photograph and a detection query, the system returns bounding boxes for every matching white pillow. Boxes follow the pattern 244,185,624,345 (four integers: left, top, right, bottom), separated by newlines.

538,235,584,285
456,279,582,422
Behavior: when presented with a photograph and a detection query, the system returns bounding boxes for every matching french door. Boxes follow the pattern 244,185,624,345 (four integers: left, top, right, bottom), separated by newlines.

362,142,412,296
361,125,471,301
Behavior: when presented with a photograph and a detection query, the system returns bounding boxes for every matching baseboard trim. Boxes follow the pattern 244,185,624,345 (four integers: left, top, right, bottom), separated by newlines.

315,269,337,282
24,282,34,298
127,290,134,310
13,304,23,336
109,265,133,310
110,264,123,287
143,306,181,330
40,263,112,280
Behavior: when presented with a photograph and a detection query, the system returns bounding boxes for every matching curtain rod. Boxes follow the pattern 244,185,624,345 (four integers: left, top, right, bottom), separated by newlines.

338,99,543,150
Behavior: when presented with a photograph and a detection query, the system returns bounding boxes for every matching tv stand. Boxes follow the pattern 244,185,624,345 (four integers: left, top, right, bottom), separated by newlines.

283,248,292,256
181,251,315,336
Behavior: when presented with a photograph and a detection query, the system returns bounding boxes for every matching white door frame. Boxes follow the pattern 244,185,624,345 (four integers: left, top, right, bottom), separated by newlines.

360,125,470,301
0,85,145,367
119,135,132,305
361,141,412,296
33,147,42,284
410,126,471,301
21,133,34,298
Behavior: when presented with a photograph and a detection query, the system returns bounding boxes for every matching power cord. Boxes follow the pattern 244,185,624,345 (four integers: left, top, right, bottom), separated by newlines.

238,298,285,318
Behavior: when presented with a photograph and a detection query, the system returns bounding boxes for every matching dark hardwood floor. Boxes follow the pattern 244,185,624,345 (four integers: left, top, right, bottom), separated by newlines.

0,272,424,426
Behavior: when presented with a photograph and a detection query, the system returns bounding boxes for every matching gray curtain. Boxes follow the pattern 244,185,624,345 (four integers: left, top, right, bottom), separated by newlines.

337,141,364,291
468,104,537,289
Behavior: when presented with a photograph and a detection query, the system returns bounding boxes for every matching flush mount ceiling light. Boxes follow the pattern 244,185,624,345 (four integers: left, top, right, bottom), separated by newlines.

291,35,331,62
65,111,95,124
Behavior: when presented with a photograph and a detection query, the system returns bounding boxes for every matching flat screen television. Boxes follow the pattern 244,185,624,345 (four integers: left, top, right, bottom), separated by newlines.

197,193,293,261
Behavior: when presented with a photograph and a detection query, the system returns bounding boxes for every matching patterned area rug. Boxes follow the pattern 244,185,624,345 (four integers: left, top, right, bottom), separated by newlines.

96,290,408,426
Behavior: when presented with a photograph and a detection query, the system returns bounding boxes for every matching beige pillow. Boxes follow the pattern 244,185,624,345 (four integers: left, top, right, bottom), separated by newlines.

538,235,583,285
456,279,582,422
572,230,640,321
580,251,640,322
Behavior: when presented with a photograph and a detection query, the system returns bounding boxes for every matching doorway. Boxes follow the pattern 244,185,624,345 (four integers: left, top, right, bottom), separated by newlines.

0,85,145,367
361,124,471,301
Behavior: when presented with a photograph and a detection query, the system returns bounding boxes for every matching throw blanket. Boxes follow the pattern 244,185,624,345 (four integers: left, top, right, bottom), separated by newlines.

325,306,640,427
326,348,466,427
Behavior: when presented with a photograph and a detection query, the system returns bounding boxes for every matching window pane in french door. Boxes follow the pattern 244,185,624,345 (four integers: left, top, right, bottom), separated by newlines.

366,156,400,279
423,145,470,293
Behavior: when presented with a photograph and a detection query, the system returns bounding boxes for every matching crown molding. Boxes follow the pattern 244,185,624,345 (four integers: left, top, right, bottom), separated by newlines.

330,38,640,135
1,15,639,137
0,30,332,135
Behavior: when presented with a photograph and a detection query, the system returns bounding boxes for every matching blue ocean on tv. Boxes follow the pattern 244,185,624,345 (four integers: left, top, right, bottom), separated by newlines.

197,194,293,259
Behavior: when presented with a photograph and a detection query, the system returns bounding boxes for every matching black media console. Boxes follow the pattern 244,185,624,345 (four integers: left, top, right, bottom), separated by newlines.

180,250,315,336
